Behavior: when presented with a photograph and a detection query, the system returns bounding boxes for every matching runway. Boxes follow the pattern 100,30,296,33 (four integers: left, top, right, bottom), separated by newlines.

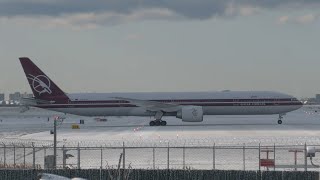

0,106,320,147
1,106,320,170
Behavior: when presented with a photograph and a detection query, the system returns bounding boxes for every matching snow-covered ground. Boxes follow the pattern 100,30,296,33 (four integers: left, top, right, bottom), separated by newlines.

1,106,320,146
0,106,320,170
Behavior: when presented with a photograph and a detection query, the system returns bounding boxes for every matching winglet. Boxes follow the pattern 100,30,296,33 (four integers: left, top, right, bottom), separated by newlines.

19,57,70,103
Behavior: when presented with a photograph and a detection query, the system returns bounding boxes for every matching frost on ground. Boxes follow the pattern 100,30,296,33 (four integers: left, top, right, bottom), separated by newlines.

0,106,320,146
0,106,320,170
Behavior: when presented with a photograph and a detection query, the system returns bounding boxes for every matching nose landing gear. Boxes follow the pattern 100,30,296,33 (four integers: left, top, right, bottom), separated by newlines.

278,114,285,124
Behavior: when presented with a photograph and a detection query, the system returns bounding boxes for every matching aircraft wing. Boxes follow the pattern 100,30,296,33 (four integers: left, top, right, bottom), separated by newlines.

113,97,181,112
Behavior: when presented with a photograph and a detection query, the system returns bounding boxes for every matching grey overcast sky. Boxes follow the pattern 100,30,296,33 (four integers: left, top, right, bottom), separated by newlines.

0,0,319,98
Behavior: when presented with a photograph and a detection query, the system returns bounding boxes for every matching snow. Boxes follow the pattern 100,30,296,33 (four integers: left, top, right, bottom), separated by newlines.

1,106,320,170
1,106,320,146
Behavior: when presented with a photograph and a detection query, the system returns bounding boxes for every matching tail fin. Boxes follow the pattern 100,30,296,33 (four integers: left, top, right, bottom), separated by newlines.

19,57,70,103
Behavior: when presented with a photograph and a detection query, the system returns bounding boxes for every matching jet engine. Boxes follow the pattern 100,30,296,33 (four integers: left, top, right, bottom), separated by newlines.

176,106,203,122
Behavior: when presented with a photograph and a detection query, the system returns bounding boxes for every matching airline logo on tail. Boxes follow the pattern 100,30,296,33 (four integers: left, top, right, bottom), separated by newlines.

27,74,52,95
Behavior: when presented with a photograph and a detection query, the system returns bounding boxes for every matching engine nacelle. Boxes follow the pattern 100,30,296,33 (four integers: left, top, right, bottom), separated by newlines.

176,106,203,122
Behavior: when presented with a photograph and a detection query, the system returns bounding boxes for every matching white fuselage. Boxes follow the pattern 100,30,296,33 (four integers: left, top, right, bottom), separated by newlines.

35,91,302,117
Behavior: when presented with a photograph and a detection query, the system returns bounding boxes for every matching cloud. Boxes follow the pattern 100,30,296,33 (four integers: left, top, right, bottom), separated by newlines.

0,8,180,29
295,14,317,24
225,3,260,17
1,0,320,27
240,7,259,16
277,15,289,24
276,14,319,25
126,34,143,40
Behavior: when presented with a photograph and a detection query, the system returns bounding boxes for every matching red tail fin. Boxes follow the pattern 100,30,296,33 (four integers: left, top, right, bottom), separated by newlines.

19,57,70,103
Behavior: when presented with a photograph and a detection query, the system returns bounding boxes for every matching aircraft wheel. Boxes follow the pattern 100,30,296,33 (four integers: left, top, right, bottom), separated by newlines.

277,120,282,124
155,121,161,126
161,121,167,126
149,121,155,126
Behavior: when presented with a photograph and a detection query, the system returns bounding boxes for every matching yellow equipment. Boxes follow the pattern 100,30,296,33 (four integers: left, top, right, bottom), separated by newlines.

72,124,80,129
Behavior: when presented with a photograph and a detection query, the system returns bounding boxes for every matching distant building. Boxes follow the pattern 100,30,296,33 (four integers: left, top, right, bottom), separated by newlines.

304,94,320,105
21,92,33,98
0,93,4,101
9,92,21,102
7,92,33,105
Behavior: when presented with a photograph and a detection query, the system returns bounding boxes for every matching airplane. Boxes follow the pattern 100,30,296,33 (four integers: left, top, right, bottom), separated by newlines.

19,57,303,126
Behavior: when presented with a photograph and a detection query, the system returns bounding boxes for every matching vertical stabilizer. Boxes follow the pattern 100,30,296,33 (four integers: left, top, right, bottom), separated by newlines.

19,57,70,103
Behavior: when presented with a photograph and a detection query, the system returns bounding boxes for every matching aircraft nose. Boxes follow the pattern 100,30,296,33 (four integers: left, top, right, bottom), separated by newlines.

298,100,303,106
294,99,303,109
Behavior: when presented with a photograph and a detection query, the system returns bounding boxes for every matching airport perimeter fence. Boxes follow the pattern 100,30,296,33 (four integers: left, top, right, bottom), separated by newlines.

0,169,319,180
0,143,319,172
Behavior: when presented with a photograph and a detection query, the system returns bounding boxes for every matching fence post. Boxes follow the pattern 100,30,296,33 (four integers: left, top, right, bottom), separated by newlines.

23,145,26,169
243,143,245,171
273,143,276,171
53,118,57,169
32,142,35,169
100,146,103,180
123,142,125,169
44,146,46,157
13,144,16,168
213,143,215,170
183,146,185,170
43,146,46,169
3,143,6,167
62,145,66,169
167,142,170,169
153,147,155,169
304,143,307,171
258,143,261,171
77,143,80,169
100,146,103,169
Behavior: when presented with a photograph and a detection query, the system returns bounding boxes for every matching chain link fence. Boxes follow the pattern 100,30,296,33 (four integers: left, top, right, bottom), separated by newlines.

0,143,319,171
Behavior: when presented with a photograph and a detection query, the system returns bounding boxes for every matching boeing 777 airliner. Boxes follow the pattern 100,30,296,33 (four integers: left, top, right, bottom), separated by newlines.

19,57,303,126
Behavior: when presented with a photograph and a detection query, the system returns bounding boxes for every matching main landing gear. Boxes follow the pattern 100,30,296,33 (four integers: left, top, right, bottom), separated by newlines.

278,114,284,124
149,111,167,126
149,120,167,126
